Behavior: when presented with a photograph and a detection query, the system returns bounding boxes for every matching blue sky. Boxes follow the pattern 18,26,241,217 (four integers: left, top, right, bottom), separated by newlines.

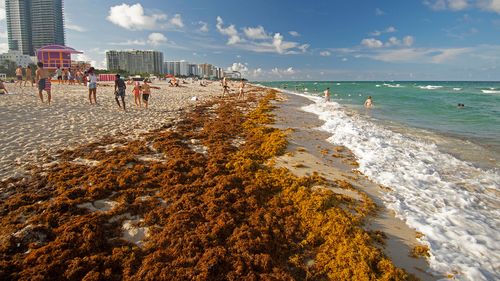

1,0,499,80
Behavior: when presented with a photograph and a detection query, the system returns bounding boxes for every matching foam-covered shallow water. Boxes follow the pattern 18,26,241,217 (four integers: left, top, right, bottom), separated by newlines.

268,86,500,280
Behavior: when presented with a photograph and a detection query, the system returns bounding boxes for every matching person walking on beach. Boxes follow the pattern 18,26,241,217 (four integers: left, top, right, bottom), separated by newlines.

15,66,23,87
364,96,373,108
141,79,160,109
238,79,245,99
114,74,127,111
87,67,98,104
133,80,142,107
56,67,63,84
62,68,69,84
35,62,51,104
222,77,229,97
24,66,33,87
324,87,330,102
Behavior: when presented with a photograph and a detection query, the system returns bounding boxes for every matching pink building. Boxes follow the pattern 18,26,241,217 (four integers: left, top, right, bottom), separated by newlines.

36,45,83,70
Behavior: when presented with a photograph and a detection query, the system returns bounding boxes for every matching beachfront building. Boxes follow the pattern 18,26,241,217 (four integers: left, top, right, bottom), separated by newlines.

5,0,65,56
188,64,198,76
36,44,82,70
106,50,164,74
0,50,36,67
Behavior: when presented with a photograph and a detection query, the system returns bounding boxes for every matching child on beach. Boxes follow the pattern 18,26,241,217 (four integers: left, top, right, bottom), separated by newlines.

56,67,62,84
35,62,51,104
133,81,142,107
324,87,330,102
87,67,98,104
114,74,127,111
141,79,160,109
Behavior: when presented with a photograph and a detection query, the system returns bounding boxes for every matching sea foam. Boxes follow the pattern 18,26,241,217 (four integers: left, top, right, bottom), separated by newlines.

298,96,500,281
418,85,443,90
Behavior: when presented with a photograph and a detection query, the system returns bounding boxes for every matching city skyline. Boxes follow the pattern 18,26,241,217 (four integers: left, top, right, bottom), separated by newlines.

0,0,499,80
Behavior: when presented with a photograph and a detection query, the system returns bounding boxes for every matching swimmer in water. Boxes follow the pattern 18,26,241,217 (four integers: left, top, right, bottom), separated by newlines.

364,96,373,108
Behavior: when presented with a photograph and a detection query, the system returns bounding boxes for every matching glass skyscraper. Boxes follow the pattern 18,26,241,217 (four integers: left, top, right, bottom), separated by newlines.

5,0,65,56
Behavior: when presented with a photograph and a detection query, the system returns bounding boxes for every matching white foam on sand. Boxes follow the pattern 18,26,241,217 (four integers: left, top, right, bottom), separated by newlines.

0,82,223,180
299,96,500,280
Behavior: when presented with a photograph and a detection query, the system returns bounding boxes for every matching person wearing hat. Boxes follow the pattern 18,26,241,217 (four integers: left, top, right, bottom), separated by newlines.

87,67,98,104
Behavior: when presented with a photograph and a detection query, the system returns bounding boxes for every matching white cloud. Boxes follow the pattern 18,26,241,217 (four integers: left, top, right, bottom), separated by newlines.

320,51,331,56
107,3,167,30
252,68,262,76
216,16,242,45
361,38,384,48
198,21,209,32
110,40,147,46
243,26,270,40
66,24,86,32
148,33,167,45
478,0,500,13
289,31,300,37
370,26,397,36
170,14,184,28
403,35,415,46
424,0,500,13
227,62,248,73
214,17,308,55
386,26,397,33
366,47,469,63
342,58,348,62
271,67,296,76
386,36,401,46
375,8,385,16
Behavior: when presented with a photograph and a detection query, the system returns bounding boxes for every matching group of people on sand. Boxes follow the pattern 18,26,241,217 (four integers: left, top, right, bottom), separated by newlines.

221,77,246,99
324,87,373,108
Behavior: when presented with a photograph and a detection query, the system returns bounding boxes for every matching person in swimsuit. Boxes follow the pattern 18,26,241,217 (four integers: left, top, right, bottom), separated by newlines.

141,79,160,109
324,87,330,102
222,77,229,97
87,67,98,104
24,65,33,87
133,80,142,107
238,79,245,99
364,96,373,108
15,66,23,87
114,74,127,111
35,62,51,104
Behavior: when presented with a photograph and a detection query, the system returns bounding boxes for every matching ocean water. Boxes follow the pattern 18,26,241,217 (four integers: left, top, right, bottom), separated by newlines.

259,81,500,280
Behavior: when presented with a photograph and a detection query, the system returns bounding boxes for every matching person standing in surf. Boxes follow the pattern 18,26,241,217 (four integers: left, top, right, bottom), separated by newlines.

324,87,330,102
364,96,373,108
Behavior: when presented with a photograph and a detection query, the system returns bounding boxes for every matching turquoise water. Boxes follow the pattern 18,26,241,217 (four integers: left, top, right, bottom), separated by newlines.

260,81,500,168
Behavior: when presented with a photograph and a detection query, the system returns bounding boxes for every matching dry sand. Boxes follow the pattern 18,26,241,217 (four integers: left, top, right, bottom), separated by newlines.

0,80,227,180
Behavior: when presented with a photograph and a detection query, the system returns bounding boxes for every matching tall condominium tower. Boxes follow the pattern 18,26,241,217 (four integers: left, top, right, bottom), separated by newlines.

5,0,65,56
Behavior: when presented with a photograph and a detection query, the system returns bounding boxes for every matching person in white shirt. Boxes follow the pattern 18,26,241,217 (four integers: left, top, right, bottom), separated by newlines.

87,67,98,105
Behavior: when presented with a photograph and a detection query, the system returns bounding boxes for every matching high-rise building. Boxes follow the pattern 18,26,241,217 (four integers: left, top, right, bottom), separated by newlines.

30,0,65,53
5,0,65,56
106,50,164,74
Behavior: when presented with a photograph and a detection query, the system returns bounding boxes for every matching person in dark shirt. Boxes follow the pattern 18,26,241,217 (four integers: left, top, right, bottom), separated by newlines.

114,74,127,111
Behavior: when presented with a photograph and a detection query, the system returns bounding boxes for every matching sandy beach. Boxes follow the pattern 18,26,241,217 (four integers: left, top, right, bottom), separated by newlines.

0,81,224,180
0,84,433,280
